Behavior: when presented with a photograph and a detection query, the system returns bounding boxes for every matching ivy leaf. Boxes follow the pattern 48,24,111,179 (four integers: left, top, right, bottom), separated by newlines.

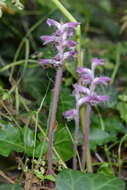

56,169,125,190
0,123,24,157
54,127,73,161
90,128,116,150
104,118,127,135
21,67,52,104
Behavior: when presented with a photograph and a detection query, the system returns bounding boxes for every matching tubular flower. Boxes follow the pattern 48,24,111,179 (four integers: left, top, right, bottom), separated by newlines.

76,58,111,106
40,18,80,67
63,109,77,121
64,58,111,121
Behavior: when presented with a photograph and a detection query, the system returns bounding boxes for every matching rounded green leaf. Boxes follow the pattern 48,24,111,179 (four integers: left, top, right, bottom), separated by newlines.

56,169,125,190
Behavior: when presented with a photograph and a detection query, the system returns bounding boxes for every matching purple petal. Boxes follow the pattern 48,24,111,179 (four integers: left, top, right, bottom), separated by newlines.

47,18,60,28
73,84,90,95
80,74,93,84
63,40,77,48
66,31,74,37
93,76,111,86
40,59,54,65
97,95,110,102
77,67,92,75
63,109,77,121
81,95,101,106
77,96,89,107
40,35,56,44
78,95,109,107
63,22,80,30
91,58,104,70
63,50,77,60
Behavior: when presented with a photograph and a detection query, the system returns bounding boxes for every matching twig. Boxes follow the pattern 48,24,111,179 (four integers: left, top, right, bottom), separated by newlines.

0,170,16,184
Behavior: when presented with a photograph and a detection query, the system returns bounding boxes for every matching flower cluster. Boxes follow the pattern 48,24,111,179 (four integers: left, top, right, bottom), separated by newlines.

63,58,111,121
40,18,80,67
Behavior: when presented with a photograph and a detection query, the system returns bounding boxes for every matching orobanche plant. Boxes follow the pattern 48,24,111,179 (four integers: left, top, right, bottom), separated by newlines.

64,58,111,170
40,18,79,175
40,18,111,174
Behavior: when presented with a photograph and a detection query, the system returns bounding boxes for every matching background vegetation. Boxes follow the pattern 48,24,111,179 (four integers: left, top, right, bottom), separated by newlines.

0,0,127,189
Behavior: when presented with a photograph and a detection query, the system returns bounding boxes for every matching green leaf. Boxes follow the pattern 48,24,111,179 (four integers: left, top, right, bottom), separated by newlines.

21,67,52,104
56,169,125,190
104,118,127,135
0,184,23,190
98,162,114,176
22,126,47,158
44,175,56,182
90,128,116,150
117,102,127,123
0,123,24,156
118,94,127,102
23,125,35,156
54,128,73,161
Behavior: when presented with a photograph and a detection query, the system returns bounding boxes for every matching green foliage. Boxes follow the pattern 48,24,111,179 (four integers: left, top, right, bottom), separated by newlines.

54,127,73,161
0,120,73,161
117,102,127,123
0,121,24,156
56,169,125,190
0,120,45,157
0,0,127,186
0,184,23,190
89,128,116,150
21,66,53,104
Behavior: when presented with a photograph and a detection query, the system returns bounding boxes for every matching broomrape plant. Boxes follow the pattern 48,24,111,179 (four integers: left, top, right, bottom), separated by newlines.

40,18,79,174
64,58,111,170
40,18,110,174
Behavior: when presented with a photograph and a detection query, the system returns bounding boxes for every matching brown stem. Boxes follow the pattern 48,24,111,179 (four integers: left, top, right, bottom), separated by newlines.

73,105,80,169
81,104,91,170
47,66,63,175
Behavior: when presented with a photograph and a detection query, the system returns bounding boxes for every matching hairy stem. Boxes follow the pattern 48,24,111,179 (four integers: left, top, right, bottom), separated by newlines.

73,105,80,169
47,66,63,175
81,104,91,170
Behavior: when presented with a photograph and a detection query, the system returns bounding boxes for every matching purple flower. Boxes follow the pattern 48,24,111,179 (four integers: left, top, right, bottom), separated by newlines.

78,95,109,107
63,40,77,48
74,58,110,108
77,67,92,75
93,76,111,86
47,18,80,30
40,59,54,65
91,58,104,71
63,109,77,121
47,18,60,28
40,35,57,45
40,18,80,67
77,67,93,84
73,84,90,95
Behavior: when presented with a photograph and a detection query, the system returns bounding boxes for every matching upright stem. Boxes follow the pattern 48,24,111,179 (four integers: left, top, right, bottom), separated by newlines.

73,105,80,169
47,66,63,175
81,104,91,170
